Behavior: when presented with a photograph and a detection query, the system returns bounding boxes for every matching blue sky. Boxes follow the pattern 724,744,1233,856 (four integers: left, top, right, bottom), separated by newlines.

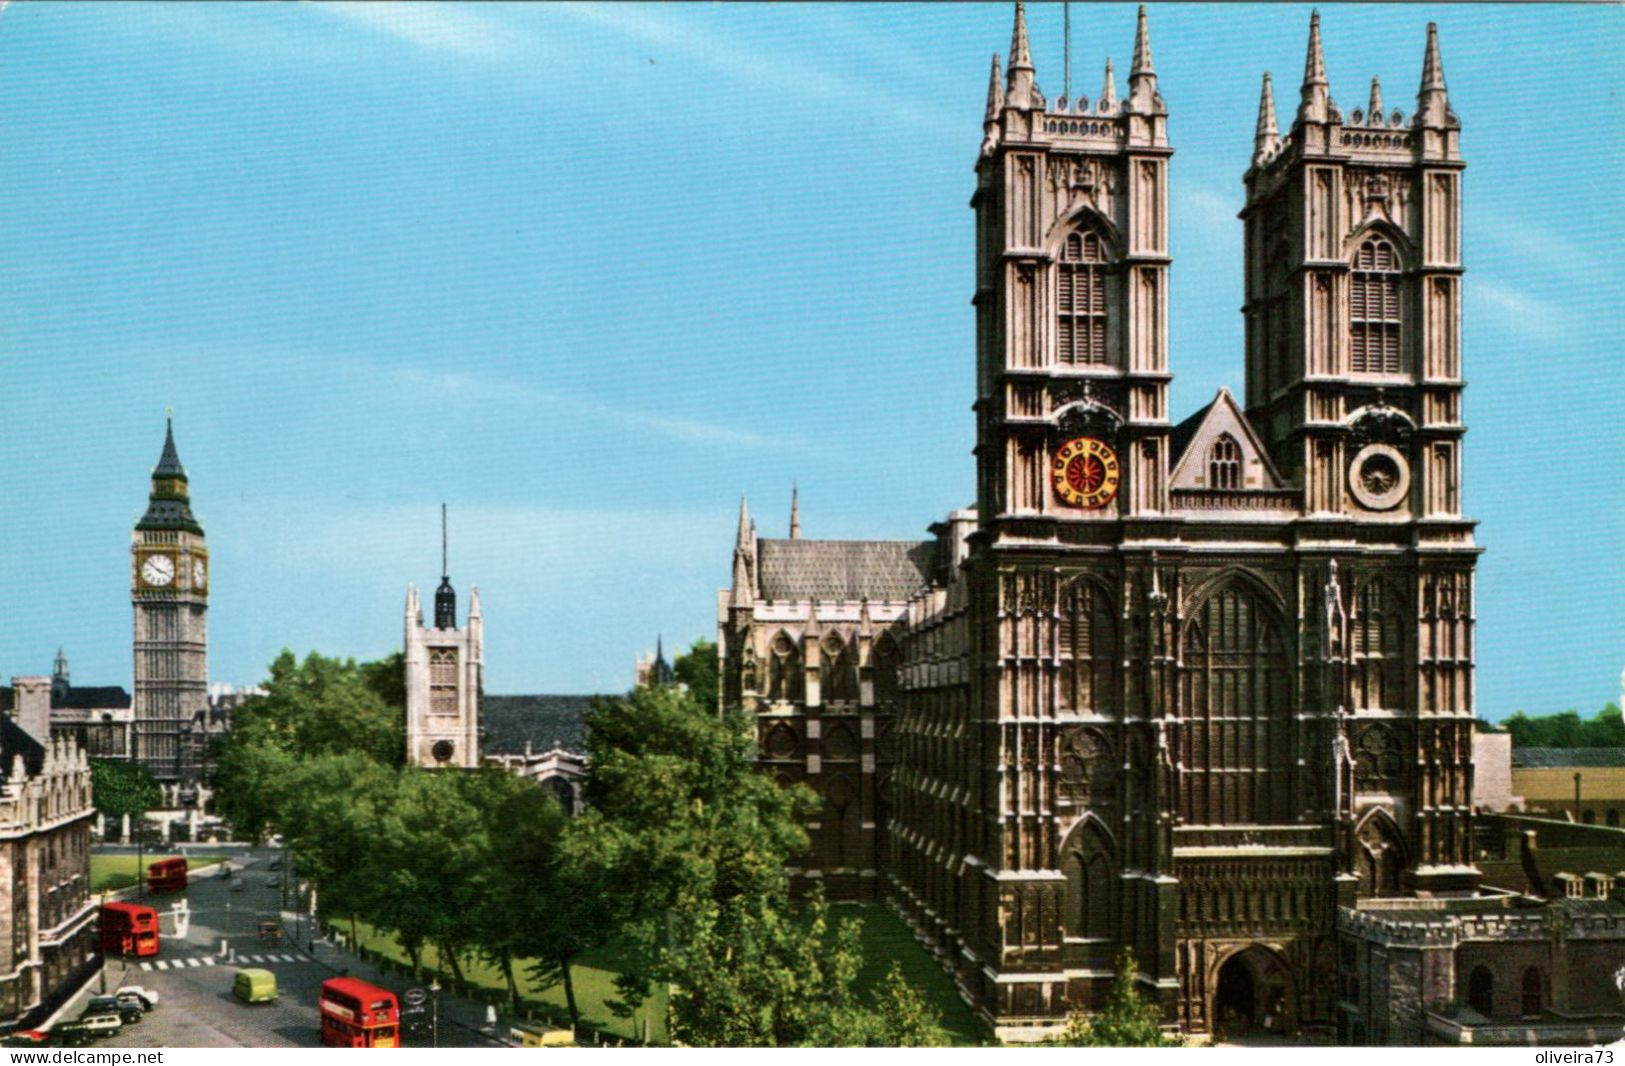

0,3,1620,715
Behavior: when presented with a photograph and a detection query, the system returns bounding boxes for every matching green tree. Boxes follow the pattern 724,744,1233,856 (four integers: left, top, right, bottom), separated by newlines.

89,758,163,821
1052,950,1179,1047
1499,704,1624,749
673,638,719,711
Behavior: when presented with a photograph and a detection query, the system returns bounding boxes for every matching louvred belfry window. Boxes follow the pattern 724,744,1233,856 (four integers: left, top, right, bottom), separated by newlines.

429,647,458,715
1057,230,1109,366
1350,238,1403,374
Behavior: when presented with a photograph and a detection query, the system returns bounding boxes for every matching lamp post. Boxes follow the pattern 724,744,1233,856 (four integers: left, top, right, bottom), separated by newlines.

429,979,441,1048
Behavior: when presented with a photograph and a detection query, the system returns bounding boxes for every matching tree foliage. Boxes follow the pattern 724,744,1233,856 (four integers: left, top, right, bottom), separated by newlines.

89,758,163,820
1499,704,1624,749
672,638,719,711
1052,950,1179,1047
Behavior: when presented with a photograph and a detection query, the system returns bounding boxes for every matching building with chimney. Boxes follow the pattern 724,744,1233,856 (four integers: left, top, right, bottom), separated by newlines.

130,418,209,790
720,5,1625,1044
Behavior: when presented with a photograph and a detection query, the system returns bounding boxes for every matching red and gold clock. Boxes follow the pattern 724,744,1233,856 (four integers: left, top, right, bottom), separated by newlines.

1052,437,1120,510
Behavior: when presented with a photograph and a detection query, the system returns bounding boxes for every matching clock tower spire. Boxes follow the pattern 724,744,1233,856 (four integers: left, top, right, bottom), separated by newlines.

131,416,209,790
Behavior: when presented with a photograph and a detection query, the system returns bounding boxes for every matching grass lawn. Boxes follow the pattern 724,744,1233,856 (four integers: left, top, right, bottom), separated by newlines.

830,903,991,1045
89,853,225,893
350,904,987,1047
347,920,669,1045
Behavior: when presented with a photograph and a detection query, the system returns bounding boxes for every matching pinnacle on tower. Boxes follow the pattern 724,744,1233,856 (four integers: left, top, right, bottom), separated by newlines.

1368,75,1385,124
137,416,202,534
731,494,755,607
1100,57,1118,111
985,52,1004,120
1416,21,1450,126
1253,71,1280,164
435,503,456,629
1296,10,1330,125
154,416,186,479
1005,1,1039,110
1127,5,1159,113
735,493,750,547
789,484,801,539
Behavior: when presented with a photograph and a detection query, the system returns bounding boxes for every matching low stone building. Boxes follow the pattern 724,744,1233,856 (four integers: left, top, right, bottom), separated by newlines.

1338,889,1625,1045
0,700,98,1026
481,695,594,814
1512,749,1625,827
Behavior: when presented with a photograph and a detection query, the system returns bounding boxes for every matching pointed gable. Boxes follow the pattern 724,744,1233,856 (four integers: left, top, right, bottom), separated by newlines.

1169,387,1284,491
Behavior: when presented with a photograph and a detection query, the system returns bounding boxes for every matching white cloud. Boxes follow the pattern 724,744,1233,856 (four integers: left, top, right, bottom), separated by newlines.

306,2,517,61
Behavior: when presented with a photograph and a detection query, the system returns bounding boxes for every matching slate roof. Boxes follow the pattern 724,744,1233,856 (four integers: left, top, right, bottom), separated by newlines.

757,538,937,602
52,686,131,711
1512,748,1625,769
481,695,595,756
1169,399,1214,466
0,717,46,779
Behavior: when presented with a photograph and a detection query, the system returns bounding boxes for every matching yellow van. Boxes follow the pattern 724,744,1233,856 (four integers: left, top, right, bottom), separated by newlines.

509,1022,575,1047
232,968,277,1004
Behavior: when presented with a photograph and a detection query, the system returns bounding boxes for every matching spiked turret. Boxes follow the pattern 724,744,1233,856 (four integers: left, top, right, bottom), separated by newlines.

985,52,1004,121
137,417,203,534
730,495,755,607
789,485,801,539
1005,2,1040,110
1415,21,1451,126
1253,71,1280,165
1099,57,1118,112
1296,10,1330,125
1127,5,1160,113
1367,76,1385,124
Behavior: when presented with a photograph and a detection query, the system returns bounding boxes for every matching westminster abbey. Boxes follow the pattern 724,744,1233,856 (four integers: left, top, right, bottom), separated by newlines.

721,5,1625,1045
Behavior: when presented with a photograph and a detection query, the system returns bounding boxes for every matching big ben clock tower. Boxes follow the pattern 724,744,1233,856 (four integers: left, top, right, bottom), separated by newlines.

131,417,209,787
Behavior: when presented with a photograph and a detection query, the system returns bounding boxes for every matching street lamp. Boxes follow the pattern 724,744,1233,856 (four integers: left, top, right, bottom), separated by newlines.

429,979,441,1048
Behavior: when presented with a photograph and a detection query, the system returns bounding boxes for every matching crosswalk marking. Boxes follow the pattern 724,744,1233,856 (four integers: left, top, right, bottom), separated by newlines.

202,957,216,966
186,958,202,967
136,953,300,972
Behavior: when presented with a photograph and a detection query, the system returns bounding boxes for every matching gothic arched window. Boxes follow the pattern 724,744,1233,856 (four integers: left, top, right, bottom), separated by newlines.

871,633,901,706
1057,580,1117,715
1350,237,1403,374
1208,434,1242,490
767,632,802,702
1352,580,1405,712
1521,967,1544,1017
1179,582,1292,824
1057,229,1109,366
428,647,459,715
1061,821,1114,941
821,633,859,703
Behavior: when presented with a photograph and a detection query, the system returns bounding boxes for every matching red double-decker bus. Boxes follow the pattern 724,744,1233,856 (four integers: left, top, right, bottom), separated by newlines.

319,978,400,1048
146,857,187,894
99,902,159,957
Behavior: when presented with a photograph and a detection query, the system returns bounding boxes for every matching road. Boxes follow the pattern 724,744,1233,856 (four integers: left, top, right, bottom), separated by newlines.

71,846,502,1048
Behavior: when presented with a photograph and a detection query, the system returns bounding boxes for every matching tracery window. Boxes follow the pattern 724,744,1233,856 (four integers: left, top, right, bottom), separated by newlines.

1351,580,1405,711
1208,434,1241,490
1350,238,1403,374
1061,821,1113,941
1178,583,1292,824
871,633,901,706
428,647,459,715
1057,229,1109,366
768,632,802,702
1057,580,1117,715
821,634,859,702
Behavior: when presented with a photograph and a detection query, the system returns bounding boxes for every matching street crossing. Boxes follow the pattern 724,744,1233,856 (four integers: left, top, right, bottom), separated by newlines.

138,953,303,971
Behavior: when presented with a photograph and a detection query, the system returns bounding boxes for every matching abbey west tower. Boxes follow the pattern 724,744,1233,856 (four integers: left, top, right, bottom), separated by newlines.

131,419,209,786
876,5,1479,1039
404,512,482,770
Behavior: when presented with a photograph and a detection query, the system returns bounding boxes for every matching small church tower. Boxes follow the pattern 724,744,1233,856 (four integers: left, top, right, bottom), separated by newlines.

404,506,482,768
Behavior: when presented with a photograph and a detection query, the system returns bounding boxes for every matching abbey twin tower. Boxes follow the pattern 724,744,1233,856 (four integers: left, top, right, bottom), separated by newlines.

722,5,1496,1042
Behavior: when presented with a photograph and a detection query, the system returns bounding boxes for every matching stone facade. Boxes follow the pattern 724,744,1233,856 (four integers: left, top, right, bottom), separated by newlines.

715,5,1550,1042
0,721,98,1026
131,419,210,786
404,575,483,770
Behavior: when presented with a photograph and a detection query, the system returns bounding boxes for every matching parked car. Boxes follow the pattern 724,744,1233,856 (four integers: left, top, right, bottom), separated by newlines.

85,996,142,1025
115,985,161,1010
233,969,277,1004
56,1014,121,1043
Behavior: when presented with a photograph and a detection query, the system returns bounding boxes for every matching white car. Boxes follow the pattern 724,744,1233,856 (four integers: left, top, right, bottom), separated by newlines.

114,986,160,1010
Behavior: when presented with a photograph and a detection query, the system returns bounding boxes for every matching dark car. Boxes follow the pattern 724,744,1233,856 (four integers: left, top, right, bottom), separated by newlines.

85,996,142,1025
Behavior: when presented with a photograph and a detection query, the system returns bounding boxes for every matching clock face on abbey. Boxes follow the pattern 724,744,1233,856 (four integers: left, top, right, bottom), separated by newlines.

1051,436,1120,509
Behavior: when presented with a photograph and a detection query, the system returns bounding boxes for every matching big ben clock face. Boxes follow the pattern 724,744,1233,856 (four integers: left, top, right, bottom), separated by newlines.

1052,437,1121,510
140,553,176,587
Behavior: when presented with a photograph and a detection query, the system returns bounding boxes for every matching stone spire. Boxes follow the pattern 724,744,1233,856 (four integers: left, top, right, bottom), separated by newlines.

789,485,801,539
985,52,1004,120
154,416,186,479
1415,21,1450,126
1099,57,1118,112
1005,2,1039,110
731,495,755,607
1367,75,1384,123
1127,5,1159,113
1297,10,1330,125
52,648,68,684
1253,71,1280,164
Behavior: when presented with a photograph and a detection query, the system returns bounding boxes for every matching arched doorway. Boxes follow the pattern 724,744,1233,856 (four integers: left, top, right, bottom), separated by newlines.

1211,946,1295,1040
